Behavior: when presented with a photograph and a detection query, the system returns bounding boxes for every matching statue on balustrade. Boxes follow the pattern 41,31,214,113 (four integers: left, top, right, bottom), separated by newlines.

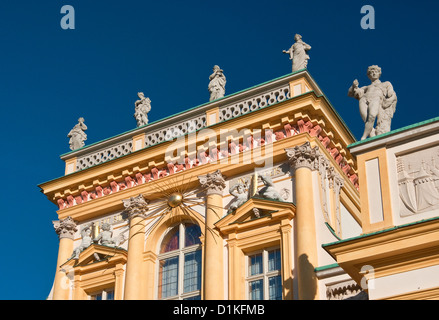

208,65,226,101
67,117,87,150
134,92,151,127
283,34,311,72
348,65,397,140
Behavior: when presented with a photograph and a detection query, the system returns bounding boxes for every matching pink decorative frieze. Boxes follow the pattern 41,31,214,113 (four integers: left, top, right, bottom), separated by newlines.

56,117,358,210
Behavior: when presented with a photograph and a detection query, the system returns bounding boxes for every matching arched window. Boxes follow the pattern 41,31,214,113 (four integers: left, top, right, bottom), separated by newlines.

157,223,202,300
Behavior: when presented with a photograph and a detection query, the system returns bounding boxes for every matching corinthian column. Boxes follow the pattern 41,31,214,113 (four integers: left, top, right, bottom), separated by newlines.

52,216,77,300
285,142,320,300
198,169,226,300
122,194,149,300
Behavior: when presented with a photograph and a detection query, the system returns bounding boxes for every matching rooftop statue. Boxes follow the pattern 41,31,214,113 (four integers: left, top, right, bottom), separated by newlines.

208,65,226,101
348,65,397,140
67,117,87,151
134,92,151,127
283,34,311,72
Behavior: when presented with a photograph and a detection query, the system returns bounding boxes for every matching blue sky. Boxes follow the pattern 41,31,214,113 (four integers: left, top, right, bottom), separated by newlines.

0,0,437,299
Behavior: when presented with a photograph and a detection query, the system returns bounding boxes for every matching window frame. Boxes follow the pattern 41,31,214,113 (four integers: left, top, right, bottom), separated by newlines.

245,246,282,300
156,223,202,300
88,288,115,300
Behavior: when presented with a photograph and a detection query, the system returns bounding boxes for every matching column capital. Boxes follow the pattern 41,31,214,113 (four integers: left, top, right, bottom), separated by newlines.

53,216,78,240
285,141,321,171
198,169,226,196
122,194,149,219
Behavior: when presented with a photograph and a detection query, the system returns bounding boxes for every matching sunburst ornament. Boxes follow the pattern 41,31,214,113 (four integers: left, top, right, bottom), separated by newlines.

167,192,183,208
129,172,224,237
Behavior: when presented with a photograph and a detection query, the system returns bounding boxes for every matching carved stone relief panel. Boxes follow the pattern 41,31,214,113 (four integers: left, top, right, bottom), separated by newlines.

397,145,439,216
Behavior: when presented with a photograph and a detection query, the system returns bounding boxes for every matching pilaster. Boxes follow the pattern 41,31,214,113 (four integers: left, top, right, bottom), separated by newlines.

52,216,77,300
122,194,149,300
198,169,226,300
285,142,320,300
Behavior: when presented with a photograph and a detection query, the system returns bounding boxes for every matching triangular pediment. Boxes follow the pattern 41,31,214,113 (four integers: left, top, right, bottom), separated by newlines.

216,197,295,234
63,244,127,269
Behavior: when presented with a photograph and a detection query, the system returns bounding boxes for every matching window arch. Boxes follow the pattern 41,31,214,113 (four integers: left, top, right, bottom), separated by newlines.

157,223,202,300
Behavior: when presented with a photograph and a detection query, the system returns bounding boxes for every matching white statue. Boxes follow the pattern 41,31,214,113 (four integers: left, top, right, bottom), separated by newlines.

348,65,397,140
67,117,87,150
228,181,249,214
283,34,311,72
134,92,151,127
258,175,283,201
71,225,93,260
93,223,119,247
208,65,226,101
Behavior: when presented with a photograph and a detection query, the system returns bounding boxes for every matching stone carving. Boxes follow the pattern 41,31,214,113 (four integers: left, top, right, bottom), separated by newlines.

228,181,249,214
348,65,397,140
122,194,149,219
67,117,87,151
285,142,321,171
134,92,151,127
280,188,291,201
71,225,93,260
257,175,283,201
283,34,311,72
198,170,226,195
330,170,344,235
53,216,78,240
397,147,439,216
317,155,330,221
326,280,368,300
94,222,125,247
208,65,226,101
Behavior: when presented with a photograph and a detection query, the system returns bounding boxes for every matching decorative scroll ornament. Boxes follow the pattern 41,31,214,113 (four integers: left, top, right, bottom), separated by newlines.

198,169,226,196
285,141,321,171
53,216,78,240
122,194,149,219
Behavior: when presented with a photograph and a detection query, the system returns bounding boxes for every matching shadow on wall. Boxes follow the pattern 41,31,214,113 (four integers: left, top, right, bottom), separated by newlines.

298,254,317,300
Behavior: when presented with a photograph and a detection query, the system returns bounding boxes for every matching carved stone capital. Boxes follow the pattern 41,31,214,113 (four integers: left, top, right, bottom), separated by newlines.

122,194,149,219
285,142,321,171
198,169,226,196
53,216,78,240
